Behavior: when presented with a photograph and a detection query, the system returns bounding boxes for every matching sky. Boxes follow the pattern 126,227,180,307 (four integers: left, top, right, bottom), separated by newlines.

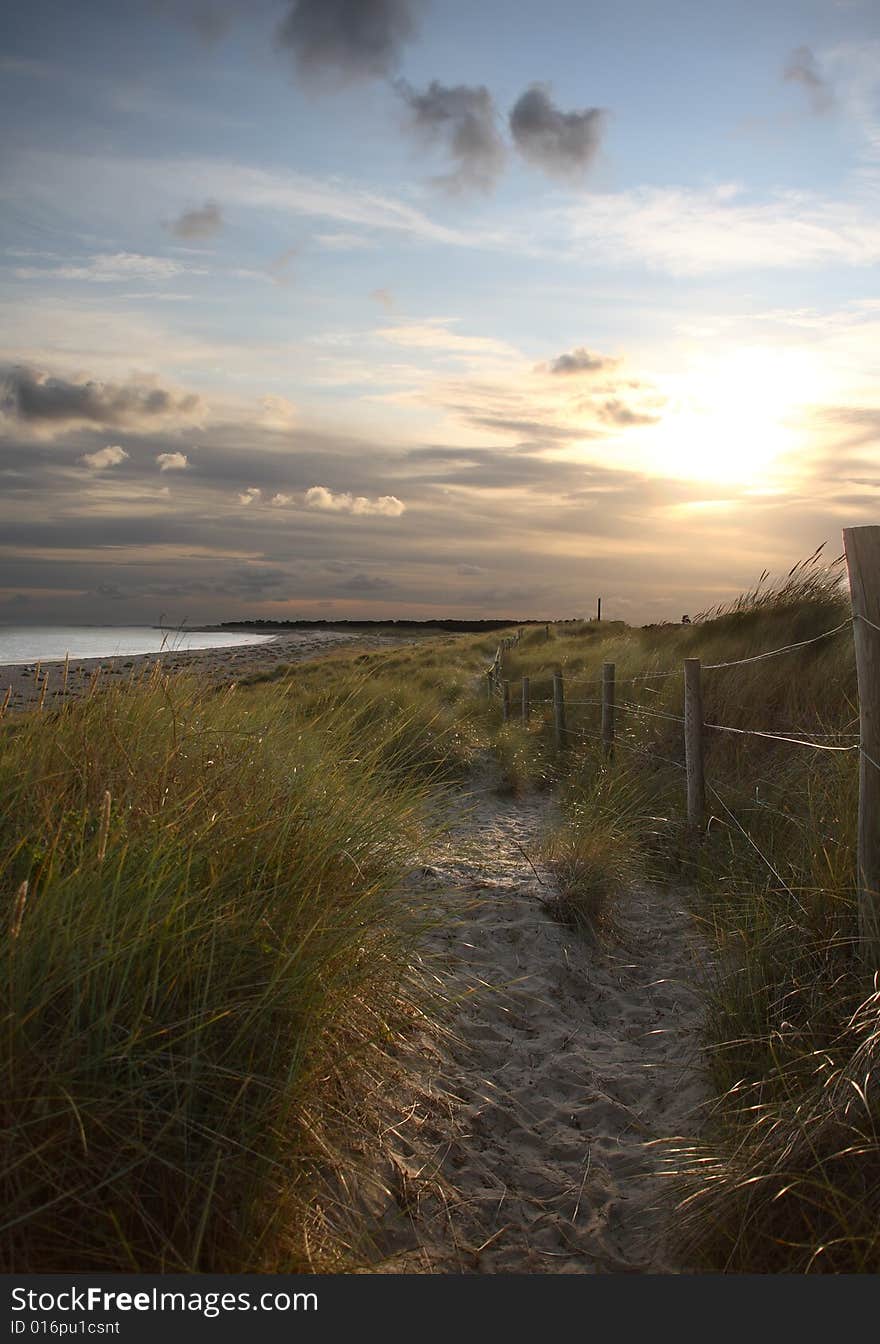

2,0,880,625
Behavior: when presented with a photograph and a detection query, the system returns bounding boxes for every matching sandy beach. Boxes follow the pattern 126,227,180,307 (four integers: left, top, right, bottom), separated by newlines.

0,628,413,714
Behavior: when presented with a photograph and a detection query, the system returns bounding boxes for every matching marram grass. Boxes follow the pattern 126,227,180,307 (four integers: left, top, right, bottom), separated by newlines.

4,553,880,1274
0,664,465,1271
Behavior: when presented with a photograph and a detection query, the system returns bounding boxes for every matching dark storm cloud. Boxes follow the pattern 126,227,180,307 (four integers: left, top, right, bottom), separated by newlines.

167,202,223,239
509,85,606,177
397,80,506,192
277,0,420,88
547,347,618,376
0,366,202,430
784,46,834,114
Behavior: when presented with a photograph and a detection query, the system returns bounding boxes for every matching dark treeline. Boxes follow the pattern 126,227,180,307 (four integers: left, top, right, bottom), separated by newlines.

210,618,562,634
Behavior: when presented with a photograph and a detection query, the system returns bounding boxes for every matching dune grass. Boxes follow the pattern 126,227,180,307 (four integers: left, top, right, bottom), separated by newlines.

477,551,880,1272
0,659,474,1271
3,551,878,1273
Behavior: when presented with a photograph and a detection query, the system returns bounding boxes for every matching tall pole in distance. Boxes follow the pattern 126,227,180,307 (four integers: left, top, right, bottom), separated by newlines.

843,526,880,965
597,597,602,623
684,657,705,835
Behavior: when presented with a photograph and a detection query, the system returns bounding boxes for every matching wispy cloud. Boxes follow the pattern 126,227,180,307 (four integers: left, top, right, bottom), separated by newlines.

375,318,517,359
558,184,880,274
12,252,188,283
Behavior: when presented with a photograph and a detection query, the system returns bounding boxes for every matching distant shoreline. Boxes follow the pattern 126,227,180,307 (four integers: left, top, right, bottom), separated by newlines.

0,628,415,715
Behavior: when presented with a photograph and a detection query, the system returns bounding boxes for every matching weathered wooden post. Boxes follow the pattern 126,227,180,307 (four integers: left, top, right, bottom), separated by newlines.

597,597,602,623
553,670,566,750
601,661,615,756
502,679,511,723
844,525,880,964
522,676,530,726
684,657,705,834
545,624,550,641
486,669,494,700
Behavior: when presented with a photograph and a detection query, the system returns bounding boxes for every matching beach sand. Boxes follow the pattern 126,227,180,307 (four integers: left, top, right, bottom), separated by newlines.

354,763,709,1273
0,629,413,714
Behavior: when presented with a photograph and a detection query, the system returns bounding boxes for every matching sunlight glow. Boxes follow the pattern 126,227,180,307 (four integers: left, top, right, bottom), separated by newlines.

638,347,819,485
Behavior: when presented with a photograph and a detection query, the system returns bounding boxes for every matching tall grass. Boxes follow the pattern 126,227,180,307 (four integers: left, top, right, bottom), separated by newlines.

478,552,880,1271
0,664,458,1271
4,550,876,1274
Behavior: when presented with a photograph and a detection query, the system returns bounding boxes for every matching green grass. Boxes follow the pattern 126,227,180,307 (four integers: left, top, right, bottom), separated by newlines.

3,547,877,1273
481,551,880,1272
0,662,462,1271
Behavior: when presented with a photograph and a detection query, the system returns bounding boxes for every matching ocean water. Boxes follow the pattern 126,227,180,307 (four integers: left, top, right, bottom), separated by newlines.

0,626,277,666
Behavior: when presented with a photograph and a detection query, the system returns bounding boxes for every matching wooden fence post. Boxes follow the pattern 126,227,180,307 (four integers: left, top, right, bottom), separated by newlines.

844,526,880,964
601,661,615,756
553,670,566,750
522,676,530,726
597,597,602,623
486,670,494,700
684,657,705,834
502,679,511,723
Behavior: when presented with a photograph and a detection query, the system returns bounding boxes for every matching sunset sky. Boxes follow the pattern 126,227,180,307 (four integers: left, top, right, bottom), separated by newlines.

2,0,880,624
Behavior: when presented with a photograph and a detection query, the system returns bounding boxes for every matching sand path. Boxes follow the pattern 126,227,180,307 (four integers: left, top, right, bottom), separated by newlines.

372,778,708,1273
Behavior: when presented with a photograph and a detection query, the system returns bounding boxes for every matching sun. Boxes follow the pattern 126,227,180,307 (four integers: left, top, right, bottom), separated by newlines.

637,346,818,486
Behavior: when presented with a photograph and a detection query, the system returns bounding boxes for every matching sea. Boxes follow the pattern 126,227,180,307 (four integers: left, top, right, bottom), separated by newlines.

0,626,277,666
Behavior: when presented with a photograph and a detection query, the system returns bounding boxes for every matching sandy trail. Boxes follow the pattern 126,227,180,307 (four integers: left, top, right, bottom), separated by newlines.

370,780,708,1273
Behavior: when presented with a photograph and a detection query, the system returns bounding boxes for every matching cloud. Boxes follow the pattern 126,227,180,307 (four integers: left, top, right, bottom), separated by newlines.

0,365,202,433
167,201,223,239
271,492,294,505
259,395,297,428
341,572,393,591
598,398,661,426
370,286,395,310
304,485,405,515
14,252,186,283
376,318,516,357
315,231,375,250
267,246,298,284
559,184,880,275
397,80,506,193
156,451,189,471
547,347,618,376
509,84,606,178
79,444,130,470
238,486,261,504
784,45,834,114
277,0,420,88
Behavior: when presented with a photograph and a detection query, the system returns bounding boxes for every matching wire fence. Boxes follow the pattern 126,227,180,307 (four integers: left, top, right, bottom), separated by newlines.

483,604,879,945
